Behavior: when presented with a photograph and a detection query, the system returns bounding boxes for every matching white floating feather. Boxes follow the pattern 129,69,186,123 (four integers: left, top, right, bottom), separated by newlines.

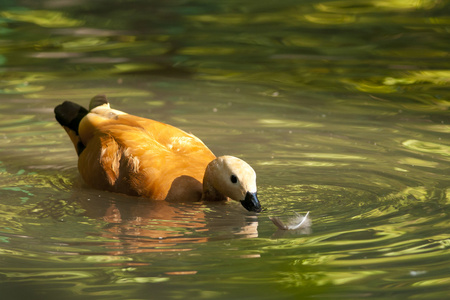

270,211,310,230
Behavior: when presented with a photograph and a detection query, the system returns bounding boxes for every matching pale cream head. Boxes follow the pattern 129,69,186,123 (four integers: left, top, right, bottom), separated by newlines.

203,155,258,204
203,155,261,212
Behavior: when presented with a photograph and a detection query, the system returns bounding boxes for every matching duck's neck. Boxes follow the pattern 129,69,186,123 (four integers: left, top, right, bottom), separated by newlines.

201,160,227,202
202,179,227,202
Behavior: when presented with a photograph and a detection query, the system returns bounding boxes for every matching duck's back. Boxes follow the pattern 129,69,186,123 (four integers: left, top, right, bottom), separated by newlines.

72,100,216,201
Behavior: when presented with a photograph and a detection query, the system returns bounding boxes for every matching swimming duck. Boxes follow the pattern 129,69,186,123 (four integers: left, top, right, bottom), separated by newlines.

54,95,261,212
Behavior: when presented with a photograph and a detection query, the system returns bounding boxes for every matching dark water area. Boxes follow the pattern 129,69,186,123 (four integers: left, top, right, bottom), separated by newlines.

0,1,449,299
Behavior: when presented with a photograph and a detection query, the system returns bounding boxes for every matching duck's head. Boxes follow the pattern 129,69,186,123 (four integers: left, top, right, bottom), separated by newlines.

203,156,262,213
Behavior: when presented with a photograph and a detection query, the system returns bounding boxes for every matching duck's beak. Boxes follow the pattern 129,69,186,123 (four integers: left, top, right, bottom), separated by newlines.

241,191,262,213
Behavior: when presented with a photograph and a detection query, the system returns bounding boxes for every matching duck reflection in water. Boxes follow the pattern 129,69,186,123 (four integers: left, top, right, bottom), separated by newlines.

76,189,259,255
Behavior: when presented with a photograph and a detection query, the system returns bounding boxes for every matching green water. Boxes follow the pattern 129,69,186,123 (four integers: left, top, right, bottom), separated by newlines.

0,1,449,299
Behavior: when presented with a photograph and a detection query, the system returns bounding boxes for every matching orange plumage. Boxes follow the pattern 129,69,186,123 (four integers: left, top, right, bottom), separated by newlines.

55,95,261,212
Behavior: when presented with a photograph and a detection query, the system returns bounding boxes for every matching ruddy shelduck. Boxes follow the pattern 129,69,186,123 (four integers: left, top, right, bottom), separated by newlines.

54,95,262,212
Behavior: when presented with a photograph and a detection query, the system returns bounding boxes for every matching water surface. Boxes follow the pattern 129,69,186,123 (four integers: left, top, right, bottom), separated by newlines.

0,1,449,299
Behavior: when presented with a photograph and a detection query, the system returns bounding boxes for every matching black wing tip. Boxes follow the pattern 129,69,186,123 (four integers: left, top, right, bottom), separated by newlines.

54,94,109,133
54,101,88,134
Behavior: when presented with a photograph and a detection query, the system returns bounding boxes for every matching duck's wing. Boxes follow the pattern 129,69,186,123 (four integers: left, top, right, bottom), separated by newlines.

78,120,160,197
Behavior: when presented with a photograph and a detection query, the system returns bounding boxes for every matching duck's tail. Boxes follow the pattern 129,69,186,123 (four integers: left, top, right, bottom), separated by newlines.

54,95,109,156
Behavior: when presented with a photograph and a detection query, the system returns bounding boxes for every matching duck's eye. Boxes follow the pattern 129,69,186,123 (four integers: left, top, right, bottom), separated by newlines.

230,174,238,184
